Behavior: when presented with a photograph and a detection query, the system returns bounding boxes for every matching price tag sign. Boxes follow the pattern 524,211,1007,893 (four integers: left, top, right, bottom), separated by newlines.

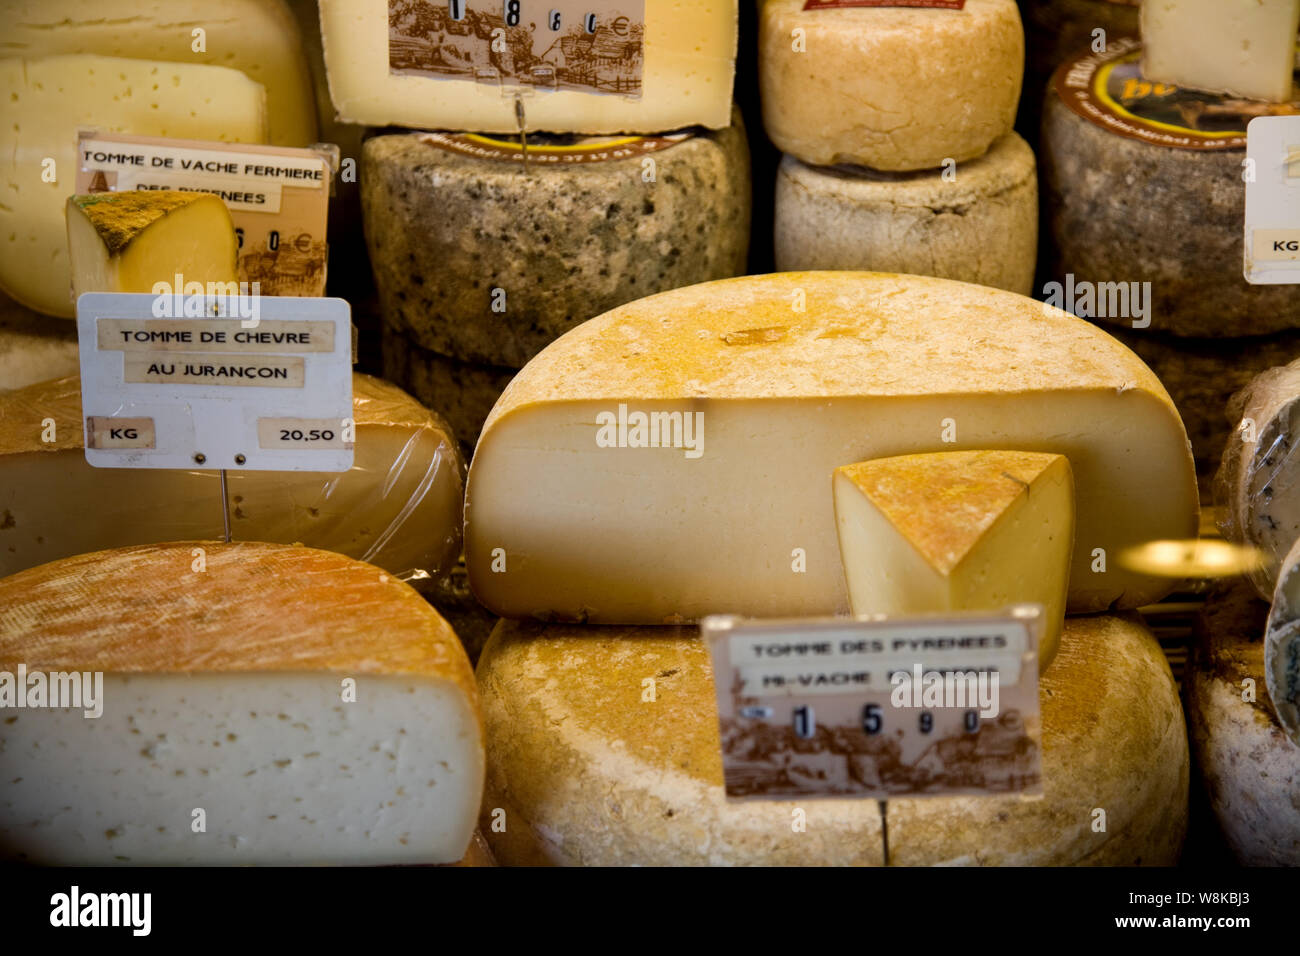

1245,116,1300,285
77,293,354,473
702,607,1044,801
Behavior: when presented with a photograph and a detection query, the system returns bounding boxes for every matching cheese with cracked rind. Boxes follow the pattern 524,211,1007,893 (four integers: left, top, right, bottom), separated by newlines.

834,451,1073,670
465,272,1198,622
0,541,483,866
0,373,464,581
0,54,268,318
477,613,1187,866
758,0,1023,171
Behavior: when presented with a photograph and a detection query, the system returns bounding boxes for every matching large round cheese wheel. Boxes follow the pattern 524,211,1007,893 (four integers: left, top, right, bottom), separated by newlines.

1188,584,1300,866
361,119,751,369
478,613,1188,866
758,0,1022,171
0,291,79,392
774,133,1037,295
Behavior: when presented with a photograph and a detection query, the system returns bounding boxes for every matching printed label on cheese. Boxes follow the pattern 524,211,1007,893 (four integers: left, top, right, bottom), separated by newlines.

257,418,354,449
85,417,155,450
803,1,964,9
1055,37,1300,150
97,319,335,353
388,0,645,98
1252,230,1300,262
123,354,305,388
702,609,1043,800
76,133,332,298
417,130,690,163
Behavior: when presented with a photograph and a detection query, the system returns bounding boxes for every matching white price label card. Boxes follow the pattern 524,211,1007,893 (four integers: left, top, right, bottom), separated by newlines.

77,293,354,473
1245,116,1300,285
702,607,1044,801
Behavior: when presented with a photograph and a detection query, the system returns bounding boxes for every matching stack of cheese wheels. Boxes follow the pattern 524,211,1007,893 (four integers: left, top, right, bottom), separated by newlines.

317,0,750,454
0,542,484,866
1042,24,1300,485
465,272,1198,865
1187,584,1300,866
760,0,1037,294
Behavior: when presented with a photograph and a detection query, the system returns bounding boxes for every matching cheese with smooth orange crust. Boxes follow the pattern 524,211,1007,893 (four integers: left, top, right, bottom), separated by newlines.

0,542,483,865
465,272,1198,624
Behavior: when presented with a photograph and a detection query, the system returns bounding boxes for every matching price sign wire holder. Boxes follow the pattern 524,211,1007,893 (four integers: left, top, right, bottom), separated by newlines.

879,800,890,866
219,469,232,544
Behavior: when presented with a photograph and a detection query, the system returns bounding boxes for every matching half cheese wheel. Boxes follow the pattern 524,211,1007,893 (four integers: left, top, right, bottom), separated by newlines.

477,613,1187,866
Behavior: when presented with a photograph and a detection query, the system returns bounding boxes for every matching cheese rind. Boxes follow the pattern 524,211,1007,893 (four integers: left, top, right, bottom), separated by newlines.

67,192,238,299
477,613,1187,866
0,0,316,146
0,54,268,318
1263,535,1300,745
758,0,1023,171
0,542,483,866
1189,584,1300,865
833,451,1073,670
774,133,1038,295
0,373,464,581
465,272,1199,622
1141,0,1300,103
319,0,738,133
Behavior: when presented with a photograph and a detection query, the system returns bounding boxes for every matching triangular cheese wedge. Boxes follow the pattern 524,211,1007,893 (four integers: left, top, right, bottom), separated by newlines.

66,190,238,298
833,450,1075,669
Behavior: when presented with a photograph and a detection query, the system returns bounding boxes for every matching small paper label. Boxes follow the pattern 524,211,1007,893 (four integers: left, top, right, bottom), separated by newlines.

258,418,353,449
86,417,155,449
1245,117,1300,284
388,0,645,98
1252,229,1300,261
703,611,1043,800
76,133,332,297
97,319,335,353
123,353,305,388
803,1,964,9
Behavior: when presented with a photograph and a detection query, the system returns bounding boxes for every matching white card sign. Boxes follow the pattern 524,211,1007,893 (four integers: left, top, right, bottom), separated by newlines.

1245,116,1300,285
702,607,1044,801
77,293,354,472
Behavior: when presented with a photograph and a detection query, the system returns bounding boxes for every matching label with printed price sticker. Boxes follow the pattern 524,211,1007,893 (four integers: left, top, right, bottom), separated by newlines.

77,293,354,473
702,607,1044,801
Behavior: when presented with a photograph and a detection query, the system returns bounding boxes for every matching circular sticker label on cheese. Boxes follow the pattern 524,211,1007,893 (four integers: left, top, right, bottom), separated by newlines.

1054,36,1300,150
417,131,693,164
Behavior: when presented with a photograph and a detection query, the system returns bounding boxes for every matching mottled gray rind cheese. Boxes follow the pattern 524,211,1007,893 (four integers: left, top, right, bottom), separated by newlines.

477,613,1187,866
1214,359,1300,599
361,116,751,369
381,327,515,459
1264,535,1300,745
1189,584,1300,865
1114,328,1300,483
0,291,80,391
774,133,1037,295
1043,91,1299,337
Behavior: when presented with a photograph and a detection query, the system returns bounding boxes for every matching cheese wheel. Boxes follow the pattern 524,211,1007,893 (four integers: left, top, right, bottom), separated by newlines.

0,541,483,865
381,326,515,459
1264,535,1300,745
0,292,79,392
1188,584,1300,865
477,613,1187,866
1215,359,1300,599
362,121,751,369
465,272,1199,622
0,373,464,581
1042,42,1300,337
758,0,1023,171
774,133,1037,295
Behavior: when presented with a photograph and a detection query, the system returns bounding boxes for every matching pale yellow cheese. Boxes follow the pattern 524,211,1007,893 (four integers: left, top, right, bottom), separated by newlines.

465,272,1199,623
0,374,465,582
67,192,238,299
834,451,1073,670
319,0,738,133
0,0,317,145
0,54,268,318
0,541,483,865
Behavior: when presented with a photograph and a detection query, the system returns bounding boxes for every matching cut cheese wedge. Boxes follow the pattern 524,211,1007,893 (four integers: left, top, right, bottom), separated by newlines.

465,272,1199,623
0,542,483,865
0,54,268,318
67,192,238,299
0,373,464,581
477,613,1188,866
834,451,1074,670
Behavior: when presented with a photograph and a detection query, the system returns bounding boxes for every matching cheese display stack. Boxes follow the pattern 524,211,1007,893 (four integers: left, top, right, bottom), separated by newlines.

317,2,749,451
0,373,466,582
761,0,1037,294
463,271,1197,865
0,542,484,865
